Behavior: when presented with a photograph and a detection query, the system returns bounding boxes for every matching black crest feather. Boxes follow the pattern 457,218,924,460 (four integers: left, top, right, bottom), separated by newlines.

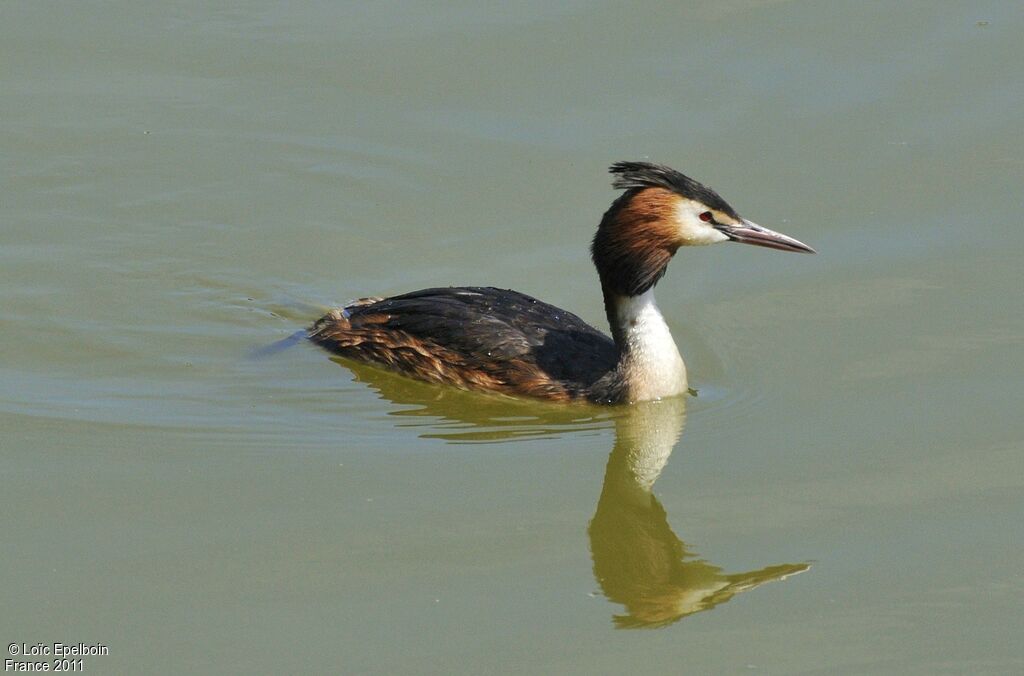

609,161,741,219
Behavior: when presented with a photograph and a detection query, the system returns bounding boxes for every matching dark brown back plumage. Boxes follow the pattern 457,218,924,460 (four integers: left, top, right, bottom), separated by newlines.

308,287,626,403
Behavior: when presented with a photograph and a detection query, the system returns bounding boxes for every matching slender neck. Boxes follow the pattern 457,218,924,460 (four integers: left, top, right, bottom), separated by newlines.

590,188,688,401
603,287,688,401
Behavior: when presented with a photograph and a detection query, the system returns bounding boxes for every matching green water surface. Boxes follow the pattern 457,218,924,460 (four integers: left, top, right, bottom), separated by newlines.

2,1,1022,674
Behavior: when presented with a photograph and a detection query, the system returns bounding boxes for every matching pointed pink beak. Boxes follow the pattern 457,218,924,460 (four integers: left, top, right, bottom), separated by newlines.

717,220,816,254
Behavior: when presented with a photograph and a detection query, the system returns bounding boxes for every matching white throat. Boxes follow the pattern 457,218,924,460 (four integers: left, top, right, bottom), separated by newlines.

613,289,688,402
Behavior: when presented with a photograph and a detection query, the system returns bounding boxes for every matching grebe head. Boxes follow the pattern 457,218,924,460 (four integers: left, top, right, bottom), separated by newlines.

591,161,815,297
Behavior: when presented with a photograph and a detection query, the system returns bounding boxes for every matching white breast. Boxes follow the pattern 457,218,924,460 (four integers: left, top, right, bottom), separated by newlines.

614,290,688,401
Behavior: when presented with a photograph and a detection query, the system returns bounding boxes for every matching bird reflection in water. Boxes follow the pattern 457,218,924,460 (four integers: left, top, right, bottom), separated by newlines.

590,397,809,628
335,359,809,626
334,357,618,442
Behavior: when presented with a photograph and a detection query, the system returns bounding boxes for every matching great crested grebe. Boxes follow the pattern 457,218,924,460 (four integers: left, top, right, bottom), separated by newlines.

309,162,814,404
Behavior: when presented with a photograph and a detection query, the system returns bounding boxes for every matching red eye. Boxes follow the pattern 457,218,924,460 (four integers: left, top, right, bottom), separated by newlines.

699,211,713,222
